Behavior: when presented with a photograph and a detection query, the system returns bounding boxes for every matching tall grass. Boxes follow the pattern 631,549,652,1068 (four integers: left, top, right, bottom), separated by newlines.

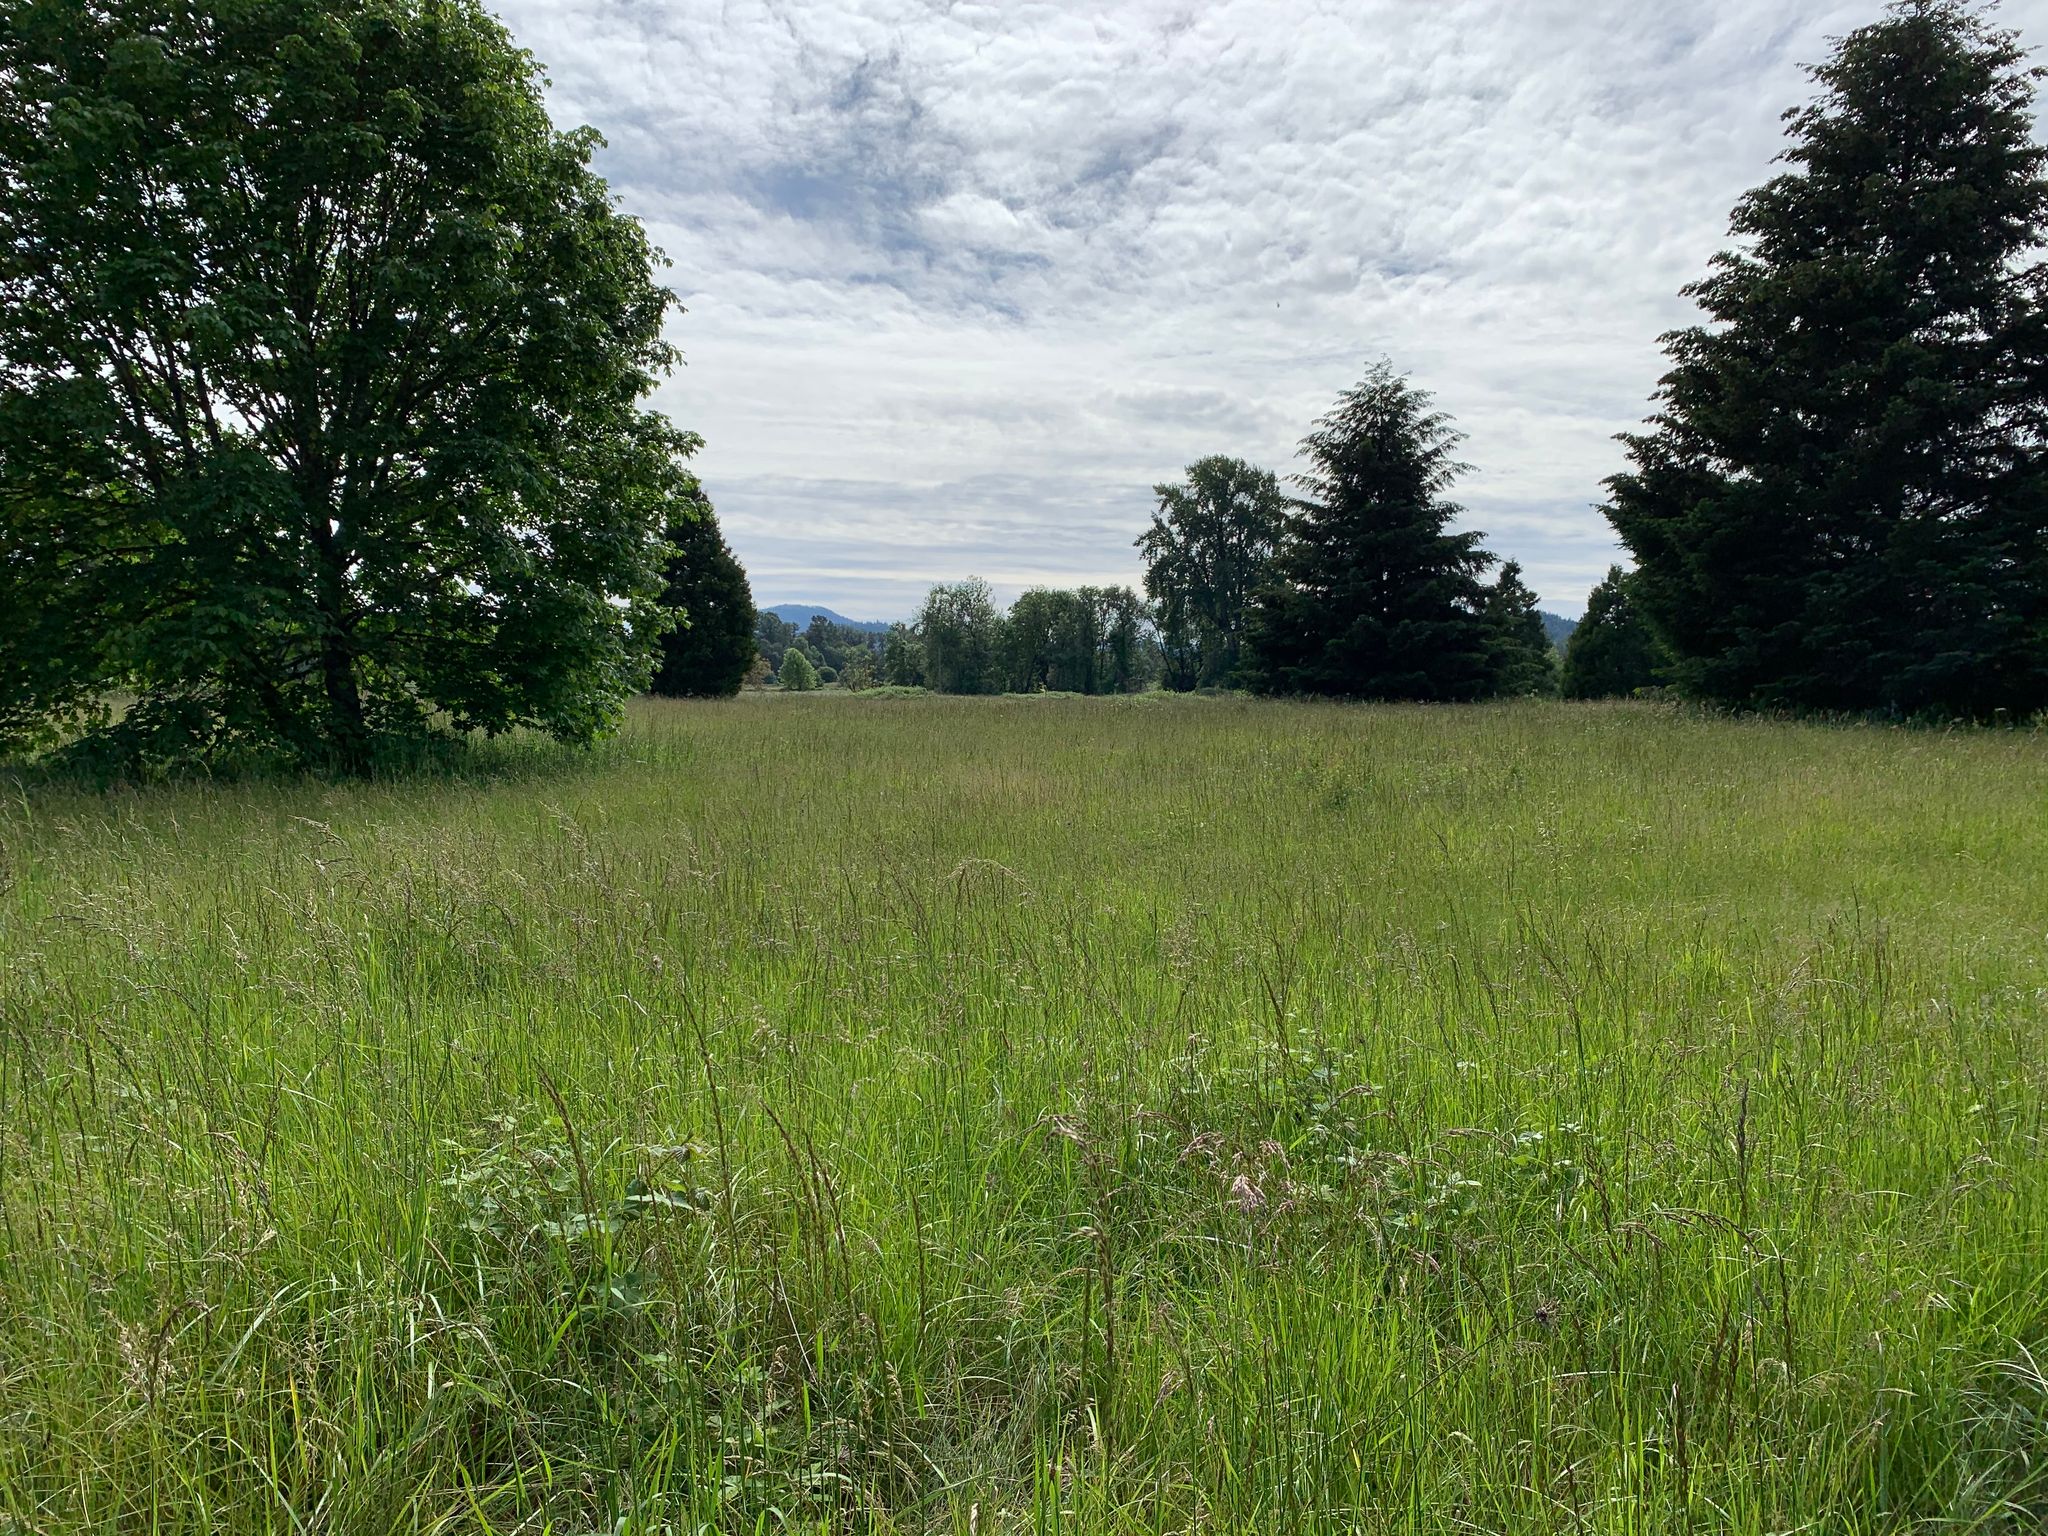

2,696,2044,1533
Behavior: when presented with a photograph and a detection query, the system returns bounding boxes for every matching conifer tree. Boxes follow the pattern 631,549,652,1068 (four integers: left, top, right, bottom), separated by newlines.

650,495,756,698
1246,363,1496,700
1562,566,1671,699
1483,562,1561,697
1606,0,2048,717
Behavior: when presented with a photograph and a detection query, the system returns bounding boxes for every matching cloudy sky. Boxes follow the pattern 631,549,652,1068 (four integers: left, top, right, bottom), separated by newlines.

491,0,2044,620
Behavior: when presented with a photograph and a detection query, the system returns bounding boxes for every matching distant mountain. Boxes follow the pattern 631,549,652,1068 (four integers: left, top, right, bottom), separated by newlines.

1540,612,1578,651
763,603,891,634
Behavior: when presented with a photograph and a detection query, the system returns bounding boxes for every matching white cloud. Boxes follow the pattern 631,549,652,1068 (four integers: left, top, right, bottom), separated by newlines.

491,0,2048,618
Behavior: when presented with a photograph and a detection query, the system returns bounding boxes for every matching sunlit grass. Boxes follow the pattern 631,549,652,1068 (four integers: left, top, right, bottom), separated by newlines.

2,696,2045,1532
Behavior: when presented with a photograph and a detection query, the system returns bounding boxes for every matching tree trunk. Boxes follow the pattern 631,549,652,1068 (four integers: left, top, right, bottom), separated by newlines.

305,481,366,774
321,630,366,774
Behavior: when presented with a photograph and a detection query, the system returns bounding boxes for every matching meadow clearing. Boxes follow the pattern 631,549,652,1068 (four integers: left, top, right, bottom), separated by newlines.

2,696,2045,1534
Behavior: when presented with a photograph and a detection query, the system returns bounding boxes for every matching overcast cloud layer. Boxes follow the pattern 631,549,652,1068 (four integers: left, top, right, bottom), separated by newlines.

492,0,2048,619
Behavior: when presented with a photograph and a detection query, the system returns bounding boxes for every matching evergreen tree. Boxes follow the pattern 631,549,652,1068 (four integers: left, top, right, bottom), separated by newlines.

1482,562,1561,697
777,649,819,691
1606,0,2048,717
1245,363,1496,700
1562,567,1672,699
650,496,756,698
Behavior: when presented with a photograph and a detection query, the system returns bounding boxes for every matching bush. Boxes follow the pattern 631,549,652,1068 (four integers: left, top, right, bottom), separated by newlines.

778,651,820,691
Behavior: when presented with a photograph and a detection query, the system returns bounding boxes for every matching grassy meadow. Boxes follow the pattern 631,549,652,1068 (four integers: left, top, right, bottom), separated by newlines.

2,696,2046,1534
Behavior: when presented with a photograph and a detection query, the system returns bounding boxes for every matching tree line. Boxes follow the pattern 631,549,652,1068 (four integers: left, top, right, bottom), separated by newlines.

724,582,1156,697
3,0,2045,774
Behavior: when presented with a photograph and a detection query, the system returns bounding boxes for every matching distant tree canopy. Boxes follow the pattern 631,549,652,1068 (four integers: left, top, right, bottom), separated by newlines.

916,579,1004,695
650,496,755,699
999,586,1152,694
1245,364,1500,700
882,624,925,687
776,649,819,691
0,0,693,774
752,612,881,684
752,613,800,674
1606,0,2048,718
1482,561,1560,698
1139,456,1288,690
1563,566,1671,700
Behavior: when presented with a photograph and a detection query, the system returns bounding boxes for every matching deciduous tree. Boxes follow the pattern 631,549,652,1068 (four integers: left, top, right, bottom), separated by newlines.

916,578,1002,694
777,649,819,692
0,0,692,772
1138,456,1287,691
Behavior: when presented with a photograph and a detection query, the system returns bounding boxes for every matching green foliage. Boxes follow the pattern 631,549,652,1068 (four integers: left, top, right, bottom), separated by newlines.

5,700,2048,1531
848,682,929,699
776,648,819,691
1564,566,1672,699
916,577,1003,694
649,494,756,699
753,612,882,682
882,623,925,686
751,611,800,673
805,615,883,678
1139,456,1288,690
1606,0,2048,718
0,0,695,775
837,650,875,690
1246,363,1498,699
1000,585,1154,694
1482,560,1561,697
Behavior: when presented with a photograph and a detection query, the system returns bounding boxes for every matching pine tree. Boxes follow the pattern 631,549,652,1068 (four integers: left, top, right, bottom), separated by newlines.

1606,0,2048,717
1482,562,1561,697
1562,567,1671,699
1246,363,1496,700
650,496,756,698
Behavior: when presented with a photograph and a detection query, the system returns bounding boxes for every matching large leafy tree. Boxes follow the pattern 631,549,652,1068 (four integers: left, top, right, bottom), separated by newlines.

1137,456,1288,691
881,624,925,687
1000,585,1152,694
916,578,1003,695
1245,364,1497,700
1606,0,2048,717
1562,566,1671,700
0,0,695,772
650,492,755,699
